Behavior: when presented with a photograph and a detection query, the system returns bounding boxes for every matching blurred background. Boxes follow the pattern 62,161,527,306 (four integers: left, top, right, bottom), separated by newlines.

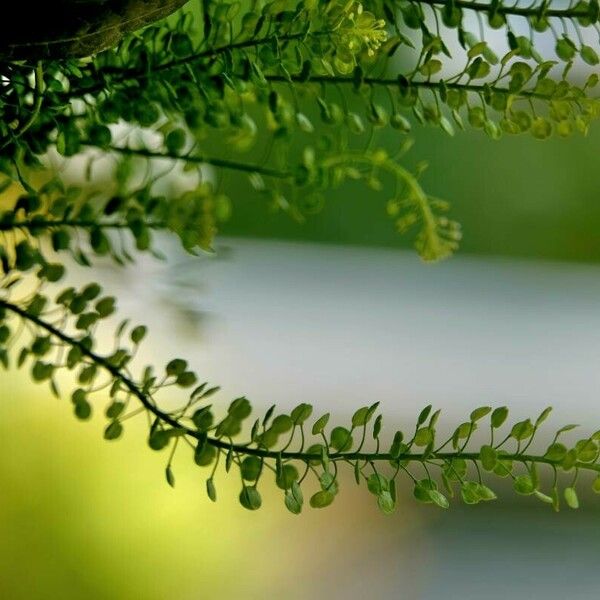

4,13,600,599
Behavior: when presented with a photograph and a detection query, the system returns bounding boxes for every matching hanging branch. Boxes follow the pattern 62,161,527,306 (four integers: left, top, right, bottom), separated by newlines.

1,294,599,513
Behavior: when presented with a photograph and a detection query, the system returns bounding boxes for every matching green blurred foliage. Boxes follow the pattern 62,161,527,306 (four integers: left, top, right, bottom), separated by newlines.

222,124,600,263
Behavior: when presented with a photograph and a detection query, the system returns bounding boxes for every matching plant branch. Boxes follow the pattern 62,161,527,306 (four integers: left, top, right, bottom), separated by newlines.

81,143,293,179
71,30,328,96
406,0,592,20
263,74,563,102
2,298,600,476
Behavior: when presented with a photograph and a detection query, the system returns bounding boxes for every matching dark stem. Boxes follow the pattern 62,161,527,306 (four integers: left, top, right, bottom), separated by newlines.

82,144,292,179
408,0,590,19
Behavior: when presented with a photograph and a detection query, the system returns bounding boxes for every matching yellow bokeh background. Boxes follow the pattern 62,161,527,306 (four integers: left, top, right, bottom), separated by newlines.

0,370,430,599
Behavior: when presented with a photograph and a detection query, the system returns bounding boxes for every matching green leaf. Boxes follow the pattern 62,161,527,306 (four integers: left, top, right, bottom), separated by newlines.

312,413,330,435
564,487,579,509
470,406,491,422
310,490,335,509
81,284,101,301
270,414,293,434
90,228,109,255
166,358,187,376
413,479,437,504
419,59,442,76
556,424,579,436
414,427,433,446
95,297,116,318
535,406,553,427
367,473,390,495
228,397,251,420
290,403,313,425
476,483,497,501
468,106,486,128
514,475,535,495
544,442,568,462
480,445,497,471
561,449,578,471
576,439,598,462
443,458,467,481
191,407,214,431
390,113,411,133
352,403,379,427
239,486,262,510
88,124,112,147
452,422,473,446
460,482,481,505
389,431,405,459
467,57,490,79
39,263,65,282
31,336,50,356
165,128,186,153
130,325,147,344
372,415,383,439
330,426,353,451
104,420,123,441
511,419,534,441
176,371,197,388
468,41,488,59
276,464,299,490
429,409,442,428
417,405,432,426
74,399,92,420
319,471,339,495
295,113,314,133
52,229,71,252
534,490,553,505
491,406,509,428
206,478,217,502
284,481,304,514
428,489,450,508
194,439,216,467
71,389,86,404
165,465,175,488
148,429,170,451
531,117,552,140
586,73,599,88
556,36,577,61
240,456,262,481
377,491,396,514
